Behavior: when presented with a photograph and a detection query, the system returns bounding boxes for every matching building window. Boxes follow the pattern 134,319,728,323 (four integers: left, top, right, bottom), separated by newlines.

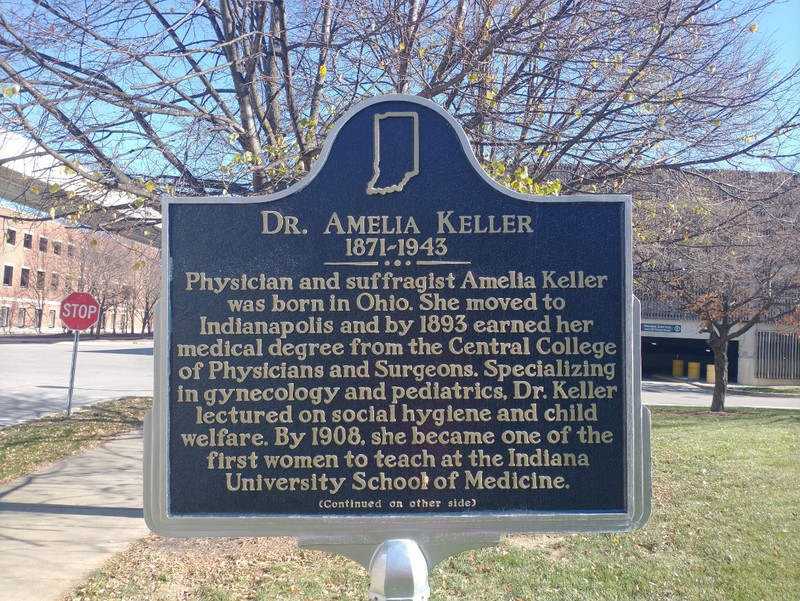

24,233,33,249
49,309,56,328
39,236,48,253
53,241,62,255
65,275,72,291
67,243,75,258
35,308,42,329
0,306,8,328
51,272,60,290
20,267,30,288
17,308,25,328
36,270,45,289
5,228,16,245
3,265,12,287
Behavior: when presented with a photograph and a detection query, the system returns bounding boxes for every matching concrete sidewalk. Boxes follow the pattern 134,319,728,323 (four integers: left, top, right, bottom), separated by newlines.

0,430,149,601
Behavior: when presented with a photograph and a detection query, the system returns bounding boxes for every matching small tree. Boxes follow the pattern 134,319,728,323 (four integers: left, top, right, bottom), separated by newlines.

132,251,161,335
636,170,800,411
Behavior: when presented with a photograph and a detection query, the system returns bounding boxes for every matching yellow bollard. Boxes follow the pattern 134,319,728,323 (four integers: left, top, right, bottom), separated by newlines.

672,359,685,378
706,364,716,384
687,361,701,380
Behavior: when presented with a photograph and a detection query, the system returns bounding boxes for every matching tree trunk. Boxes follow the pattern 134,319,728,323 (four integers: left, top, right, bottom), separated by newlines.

142,302,153,335
709,341,729,412
94,303,106,339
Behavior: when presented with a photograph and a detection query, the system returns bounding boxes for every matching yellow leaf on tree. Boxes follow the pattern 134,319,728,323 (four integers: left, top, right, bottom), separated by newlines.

318,64,327,77
749,24,758,33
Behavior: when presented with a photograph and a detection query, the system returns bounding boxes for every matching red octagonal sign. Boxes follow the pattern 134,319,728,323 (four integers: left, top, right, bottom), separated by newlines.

60,292,101,331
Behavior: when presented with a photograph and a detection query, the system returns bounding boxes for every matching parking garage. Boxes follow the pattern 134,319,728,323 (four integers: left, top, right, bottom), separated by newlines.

640,334,739,383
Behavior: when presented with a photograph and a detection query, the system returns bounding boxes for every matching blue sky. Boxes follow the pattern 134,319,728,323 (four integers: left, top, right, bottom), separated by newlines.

758,0,800,71
752,1,800,168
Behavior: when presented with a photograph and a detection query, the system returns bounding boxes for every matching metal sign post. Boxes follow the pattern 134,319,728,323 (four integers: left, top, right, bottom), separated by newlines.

368,540,430,601
60,292,101,417
66,329,80,417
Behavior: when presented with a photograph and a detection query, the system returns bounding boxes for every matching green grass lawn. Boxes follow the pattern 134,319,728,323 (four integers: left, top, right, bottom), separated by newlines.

0,397,151,484
59,406,799,601
732,386,800,395
420,407,799,601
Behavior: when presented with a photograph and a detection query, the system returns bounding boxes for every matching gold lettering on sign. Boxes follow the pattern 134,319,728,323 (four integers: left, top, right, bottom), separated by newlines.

171,205,621,514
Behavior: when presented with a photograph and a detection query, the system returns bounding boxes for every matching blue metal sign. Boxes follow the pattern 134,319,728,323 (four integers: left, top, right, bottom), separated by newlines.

145,95,650,540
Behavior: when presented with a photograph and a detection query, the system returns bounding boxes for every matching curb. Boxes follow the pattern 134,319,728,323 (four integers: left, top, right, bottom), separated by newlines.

650,374,800,398
0,333,153,344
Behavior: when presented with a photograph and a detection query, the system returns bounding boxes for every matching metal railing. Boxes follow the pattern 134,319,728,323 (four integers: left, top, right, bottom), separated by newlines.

756,331,800,381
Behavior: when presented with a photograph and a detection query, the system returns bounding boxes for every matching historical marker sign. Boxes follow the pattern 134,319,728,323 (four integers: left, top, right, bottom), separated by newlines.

145,96,650,542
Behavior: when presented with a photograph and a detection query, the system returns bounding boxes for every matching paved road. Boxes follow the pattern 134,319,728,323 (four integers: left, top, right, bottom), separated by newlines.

641,378,800,410
0,338,154,429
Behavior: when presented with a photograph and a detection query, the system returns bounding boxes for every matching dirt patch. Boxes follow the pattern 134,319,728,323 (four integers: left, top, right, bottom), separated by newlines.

505,534,568,558
61,535,302,601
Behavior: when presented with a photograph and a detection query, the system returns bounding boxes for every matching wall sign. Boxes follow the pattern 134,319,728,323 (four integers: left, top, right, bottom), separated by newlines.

145,95,650,543
642,324,682,333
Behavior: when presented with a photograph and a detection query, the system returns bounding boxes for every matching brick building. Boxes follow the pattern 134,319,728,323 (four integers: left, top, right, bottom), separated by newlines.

1,205,71,331
1,204,159,334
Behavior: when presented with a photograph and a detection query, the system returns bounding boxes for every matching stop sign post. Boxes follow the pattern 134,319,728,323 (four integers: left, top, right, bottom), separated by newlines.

60,292,101,416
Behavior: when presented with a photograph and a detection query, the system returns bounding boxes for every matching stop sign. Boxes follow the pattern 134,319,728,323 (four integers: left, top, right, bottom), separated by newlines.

60,292,101,331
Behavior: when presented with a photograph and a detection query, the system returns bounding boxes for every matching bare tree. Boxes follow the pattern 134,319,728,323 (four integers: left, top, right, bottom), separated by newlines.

60,229,155,335
129,247,161,335
635,170,800,411
0,0,797,232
